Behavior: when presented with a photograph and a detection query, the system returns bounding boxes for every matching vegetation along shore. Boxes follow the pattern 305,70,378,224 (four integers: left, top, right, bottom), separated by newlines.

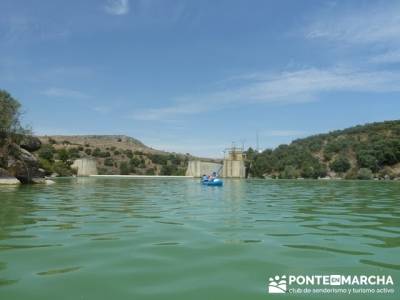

1,89,400,183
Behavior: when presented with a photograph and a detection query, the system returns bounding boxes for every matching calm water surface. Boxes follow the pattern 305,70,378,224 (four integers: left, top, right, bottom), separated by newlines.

0,178,399,299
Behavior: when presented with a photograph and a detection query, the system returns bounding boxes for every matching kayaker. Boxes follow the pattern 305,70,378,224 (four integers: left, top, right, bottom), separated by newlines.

209,172,217,181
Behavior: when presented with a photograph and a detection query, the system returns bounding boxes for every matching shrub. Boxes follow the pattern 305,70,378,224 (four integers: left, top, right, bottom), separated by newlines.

104,158,114,166
38,144,55,161
357,168,373,180
68,147,80,159
330,156,351,173
160,164,178,175
145,168,155,175
92,148,101,157
280,165,299,179
53,161,73,176
0,90,22,133
148,154,168,165
99,151,111,158
85,148,92,155
125,149,133,159
357,151,379,172
58,148,70,162
119,161,130,175
39,158,53,175
130,157,141,168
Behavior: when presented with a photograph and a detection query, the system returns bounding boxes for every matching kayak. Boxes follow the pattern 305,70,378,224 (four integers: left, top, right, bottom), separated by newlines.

201,178,223,186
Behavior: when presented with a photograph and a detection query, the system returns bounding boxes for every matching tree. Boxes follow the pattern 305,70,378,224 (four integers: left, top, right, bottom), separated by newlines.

0,90,21,133
330,156,351,173
280,165,299,179
357,151,379,172
104,158,114,166
357,168,373,180
92,148,101,157
38,144,55,161
119,161,130,175
58,148,70,162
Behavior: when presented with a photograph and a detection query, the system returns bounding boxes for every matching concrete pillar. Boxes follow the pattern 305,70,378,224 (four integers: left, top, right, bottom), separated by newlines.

71,158,98,176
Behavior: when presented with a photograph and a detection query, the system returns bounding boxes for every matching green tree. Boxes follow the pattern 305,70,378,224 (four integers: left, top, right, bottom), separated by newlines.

357,168,373,180
119,161,130,175
58,148,70,162
280,165,299,179
330,156,351,173
125,149,133,159
104,158,114,166
0,90,22,133
38,144,55,161
92,148,101,157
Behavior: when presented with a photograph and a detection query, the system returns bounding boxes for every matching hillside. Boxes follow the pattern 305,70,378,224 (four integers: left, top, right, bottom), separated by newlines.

38,135,192,176
246,120,400,180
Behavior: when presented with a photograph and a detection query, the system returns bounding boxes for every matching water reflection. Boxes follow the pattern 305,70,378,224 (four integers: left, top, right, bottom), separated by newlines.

0,178,399,299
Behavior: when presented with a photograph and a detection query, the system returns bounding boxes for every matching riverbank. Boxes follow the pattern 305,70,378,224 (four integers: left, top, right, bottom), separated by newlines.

90,175,194,178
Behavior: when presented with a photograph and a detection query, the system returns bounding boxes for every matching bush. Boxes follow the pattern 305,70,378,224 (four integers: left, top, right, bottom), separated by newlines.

38,144,55,161
104,158,114,166
58,148,70,162
357,168,373,180
92,148,101,157
148,154,168,165
280,165,299,179
330,156,351,173
85,148,92,155
119,161,130,175
100,151,111,158
125,149,133,159
160,164,179,175
130,157,141,168
68,147,81,159
39,158,53,175
0,90,22,133
357,151,379,172
53,161,73,176
145,168,155,175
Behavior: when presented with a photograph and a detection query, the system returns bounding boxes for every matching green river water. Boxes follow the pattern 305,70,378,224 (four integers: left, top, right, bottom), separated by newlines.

0,178,399,300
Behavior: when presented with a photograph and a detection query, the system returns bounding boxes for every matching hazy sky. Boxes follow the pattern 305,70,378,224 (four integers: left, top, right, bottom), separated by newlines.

1,0,400,157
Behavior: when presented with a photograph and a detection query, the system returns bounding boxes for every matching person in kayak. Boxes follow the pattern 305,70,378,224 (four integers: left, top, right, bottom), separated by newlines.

209,172,217,181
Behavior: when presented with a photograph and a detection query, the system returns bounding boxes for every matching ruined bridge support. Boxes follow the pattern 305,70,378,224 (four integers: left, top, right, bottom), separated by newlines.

186,146,246,178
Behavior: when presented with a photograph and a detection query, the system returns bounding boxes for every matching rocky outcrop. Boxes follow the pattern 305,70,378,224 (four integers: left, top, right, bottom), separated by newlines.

19,136,41,152
7,146,45,183
1,138,46,184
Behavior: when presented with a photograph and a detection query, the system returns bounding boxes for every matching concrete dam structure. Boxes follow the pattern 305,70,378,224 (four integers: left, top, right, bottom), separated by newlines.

185,161,222,177
186,146,246,178
71,158,98,176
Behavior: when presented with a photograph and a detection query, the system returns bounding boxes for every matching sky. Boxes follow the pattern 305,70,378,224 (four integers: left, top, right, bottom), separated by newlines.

1,0,400,157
